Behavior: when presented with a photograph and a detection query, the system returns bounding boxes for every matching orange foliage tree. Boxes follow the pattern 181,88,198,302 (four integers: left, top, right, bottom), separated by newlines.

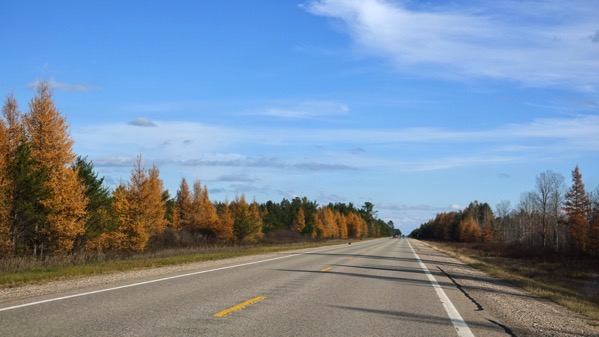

458,217,481,243
216,200,235,243
292,207,306,234
335,211,348,239
174,177,193,232
114,156,167,251
24,83,88,255
346,212,364,238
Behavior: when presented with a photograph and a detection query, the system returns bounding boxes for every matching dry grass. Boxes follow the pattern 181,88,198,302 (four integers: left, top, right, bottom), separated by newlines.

423,240,599,322
0,240,347,288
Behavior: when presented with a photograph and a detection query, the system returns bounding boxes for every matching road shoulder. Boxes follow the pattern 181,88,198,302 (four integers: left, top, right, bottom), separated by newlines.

411,239,599,337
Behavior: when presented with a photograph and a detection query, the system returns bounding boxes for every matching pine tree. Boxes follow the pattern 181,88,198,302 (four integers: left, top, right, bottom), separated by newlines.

9,140,50,255
230,194,263,243
590,210,599,255
564,165,590,253
0,104,12,255
72,156,116,251
23,83,88,255
1,93,25,255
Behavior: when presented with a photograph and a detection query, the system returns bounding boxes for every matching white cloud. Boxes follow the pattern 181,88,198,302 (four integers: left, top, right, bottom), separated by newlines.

128,117,157,127
450,204,466,211
305,0,599,89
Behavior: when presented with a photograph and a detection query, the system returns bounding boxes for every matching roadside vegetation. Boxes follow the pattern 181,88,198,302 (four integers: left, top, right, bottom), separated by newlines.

410,165,599,321
0,240,349,288
0,83,396,286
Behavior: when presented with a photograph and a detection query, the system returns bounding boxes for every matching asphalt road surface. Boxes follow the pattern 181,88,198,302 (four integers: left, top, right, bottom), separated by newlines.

0,238,510,337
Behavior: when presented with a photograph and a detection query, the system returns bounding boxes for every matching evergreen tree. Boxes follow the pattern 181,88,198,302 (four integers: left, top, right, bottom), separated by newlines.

230,194,263,243
72,156,116,251
8,140,50,255
564,165,590,253
1,93,25,255
590,190,599,255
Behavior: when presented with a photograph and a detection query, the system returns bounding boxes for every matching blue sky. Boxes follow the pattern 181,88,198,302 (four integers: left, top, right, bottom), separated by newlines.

1,0,598,234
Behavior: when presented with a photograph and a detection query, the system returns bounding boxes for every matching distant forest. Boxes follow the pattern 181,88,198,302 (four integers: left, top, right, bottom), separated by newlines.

410,166,599,255
0,84,395,258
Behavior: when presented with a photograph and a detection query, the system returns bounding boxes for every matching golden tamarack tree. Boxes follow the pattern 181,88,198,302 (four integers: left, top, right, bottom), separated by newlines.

113,156,167,252
0,84,391,257
0,84,88,256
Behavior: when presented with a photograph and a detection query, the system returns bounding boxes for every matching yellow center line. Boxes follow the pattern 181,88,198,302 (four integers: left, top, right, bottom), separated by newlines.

320,266,333,272
214,296,267,317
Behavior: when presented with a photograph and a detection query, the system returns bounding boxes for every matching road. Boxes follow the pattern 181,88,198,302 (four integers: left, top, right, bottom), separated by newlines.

0,238,510,337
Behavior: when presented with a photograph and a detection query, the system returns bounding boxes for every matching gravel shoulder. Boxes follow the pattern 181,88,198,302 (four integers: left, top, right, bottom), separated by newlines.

415,240,599,337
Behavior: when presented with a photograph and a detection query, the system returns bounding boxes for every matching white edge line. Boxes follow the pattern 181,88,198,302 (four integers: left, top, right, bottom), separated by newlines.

407,239,475,337
0,242,359,312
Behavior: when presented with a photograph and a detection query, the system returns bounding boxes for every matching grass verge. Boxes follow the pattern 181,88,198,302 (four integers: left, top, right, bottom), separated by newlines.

421,240,599,323
0,241,346,289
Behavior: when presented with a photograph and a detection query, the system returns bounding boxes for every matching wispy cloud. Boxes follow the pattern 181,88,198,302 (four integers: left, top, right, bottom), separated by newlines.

256,100,349,119
217,172,259,183
27,79,97,92
180,156,355,171
74,114,599,178
304,0,599,89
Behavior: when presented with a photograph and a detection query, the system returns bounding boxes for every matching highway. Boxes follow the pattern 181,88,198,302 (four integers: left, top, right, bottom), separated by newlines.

0,238,509,337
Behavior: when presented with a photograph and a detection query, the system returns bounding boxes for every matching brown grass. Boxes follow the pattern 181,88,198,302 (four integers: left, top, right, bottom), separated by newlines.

422,240,599,322
0,240,348,288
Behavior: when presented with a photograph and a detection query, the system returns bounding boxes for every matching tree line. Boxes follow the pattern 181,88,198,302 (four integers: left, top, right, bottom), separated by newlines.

0,84,394,258
410,167,599,255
